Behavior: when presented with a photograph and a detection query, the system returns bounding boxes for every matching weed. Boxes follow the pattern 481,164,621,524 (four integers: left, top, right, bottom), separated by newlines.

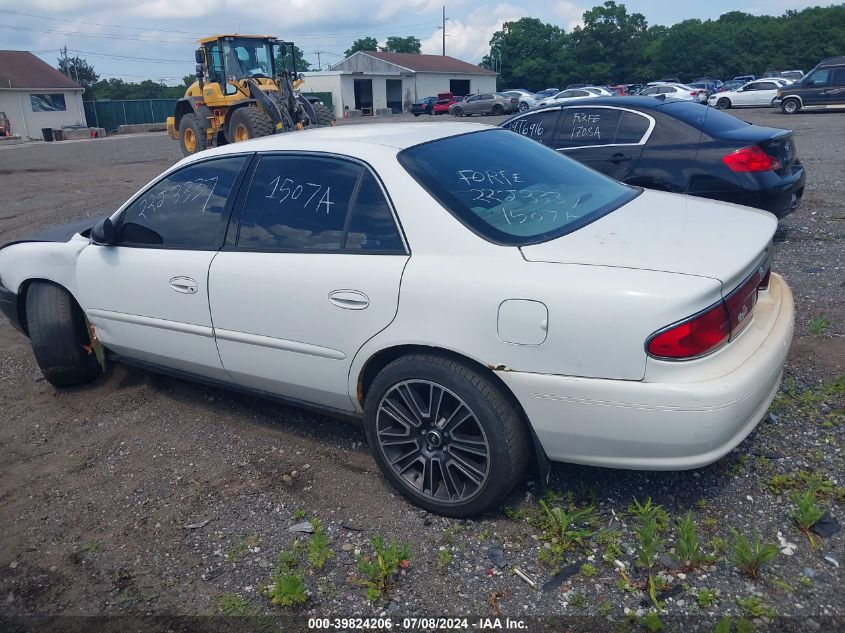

616,574,637,593
799,575,813,588
709,536,729,557
791,490,826,546
580,562,598,577
603,541,622,564
291,509,306,520
356,536,410,603
307,519,333,570
641,610,663,632
478,528,490,542
809,314,829,335
729,528,779,580
440,523,465,545
674,512,702,568
81,540,100,554
629,497,663,570
227,533,260,561
568,590,587,609
737,595,776,619
696,588,718,608
536,500,595,566
735,618,755,633
702,517,718,532
770,577,794,593
598,600,612,616
266,572,306,607
217,593,252,616
715,617,731,633
277,540,305,572
437,549,453,569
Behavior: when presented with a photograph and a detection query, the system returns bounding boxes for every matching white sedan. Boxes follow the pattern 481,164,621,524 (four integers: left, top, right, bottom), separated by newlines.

0,123,794,517
537,88,602,107
641,83,707,102
709,79,789,109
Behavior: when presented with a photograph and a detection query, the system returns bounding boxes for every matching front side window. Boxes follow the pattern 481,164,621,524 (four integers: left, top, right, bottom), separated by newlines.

30,94,66,112
117,156,248,248
805,70,830,87
399,129,638,246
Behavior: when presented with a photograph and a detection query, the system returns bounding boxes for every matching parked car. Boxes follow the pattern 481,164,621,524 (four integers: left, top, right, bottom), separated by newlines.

733,75,756,83
764,70,804,81
584,87,614,96
773,56,845,114
450,93,518,117
689,82,715,98
500,97,805,217
502,89,538,112
708,79,784,109
640,83,707,103
537,89,601,107
693,77,724,91
411,96,437,116
719,80,746,92
0,122,794,516
433,93,463,115
533,88,560,100
607,84,629,95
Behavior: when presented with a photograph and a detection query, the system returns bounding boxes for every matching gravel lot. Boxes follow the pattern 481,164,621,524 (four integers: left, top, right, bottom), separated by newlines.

0,109,843,631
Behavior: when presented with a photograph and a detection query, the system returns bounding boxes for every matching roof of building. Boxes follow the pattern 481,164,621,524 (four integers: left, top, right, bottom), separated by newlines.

0,51,83,90
338,51,496,75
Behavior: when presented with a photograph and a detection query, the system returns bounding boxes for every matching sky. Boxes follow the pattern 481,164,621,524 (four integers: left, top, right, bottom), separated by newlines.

0,0,836,86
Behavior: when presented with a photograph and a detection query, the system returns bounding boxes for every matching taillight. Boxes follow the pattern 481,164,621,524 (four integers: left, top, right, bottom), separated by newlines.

722,145,781,172
647,303,731,359
647,263,771,360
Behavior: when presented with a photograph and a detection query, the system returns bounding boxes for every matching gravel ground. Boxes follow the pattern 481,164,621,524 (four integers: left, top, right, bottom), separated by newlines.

0,109,842,631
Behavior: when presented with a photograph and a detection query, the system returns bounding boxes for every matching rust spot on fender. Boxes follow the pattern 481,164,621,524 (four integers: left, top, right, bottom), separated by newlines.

488,363,512,372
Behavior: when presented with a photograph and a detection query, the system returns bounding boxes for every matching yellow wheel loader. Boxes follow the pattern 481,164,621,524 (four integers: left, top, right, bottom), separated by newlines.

167,35,335,155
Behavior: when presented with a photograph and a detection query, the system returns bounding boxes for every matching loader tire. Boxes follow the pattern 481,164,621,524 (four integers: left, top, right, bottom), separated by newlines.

25,282,101,388
229,107,274,143
312,102,336,126
179,114,207,156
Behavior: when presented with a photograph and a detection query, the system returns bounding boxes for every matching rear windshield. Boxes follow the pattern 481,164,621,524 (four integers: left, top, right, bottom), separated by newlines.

660,101,750,134
398,129,639,246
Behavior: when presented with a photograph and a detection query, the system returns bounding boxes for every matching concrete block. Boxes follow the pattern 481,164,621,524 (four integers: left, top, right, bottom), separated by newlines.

117,123,166,134
346,110,363,118
375,108,393,116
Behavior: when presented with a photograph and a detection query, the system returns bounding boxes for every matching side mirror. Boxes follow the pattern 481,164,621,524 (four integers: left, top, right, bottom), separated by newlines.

195,48,205,64
91,217,116,245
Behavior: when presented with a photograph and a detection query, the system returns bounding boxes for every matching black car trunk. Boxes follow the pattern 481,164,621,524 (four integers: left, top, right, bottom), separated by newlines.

715,126,798,177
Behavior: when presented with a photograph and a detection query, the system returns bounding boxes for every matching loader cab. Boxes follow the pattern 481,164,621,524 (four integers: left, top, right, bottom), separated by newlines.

199,36,294,95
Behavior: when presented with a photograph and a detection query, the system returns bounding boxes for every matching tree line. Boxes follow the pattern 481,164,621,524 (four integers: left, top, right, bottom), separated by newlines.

480,2,845,90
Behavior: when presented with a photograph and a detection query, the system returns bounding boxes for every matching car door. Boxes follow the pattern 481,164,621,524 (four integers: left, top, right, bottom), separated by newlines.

461,95,480,113
824,67,845,107
208,153,409,411
753,81,780,106
800,69,831,106
76,155,250,380
555,106,649,181
475,94,494,114
731,83,755,106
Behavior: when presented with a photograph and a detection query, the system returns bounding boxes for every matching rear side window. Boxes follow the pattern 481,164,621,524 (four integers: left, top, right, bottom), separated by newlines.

238,156,361,250
399,129,638,246
659,101,749,134
502,110,559,146
118,156,247,248
556,108,623,148
345,172,404,252
832,68,845,86
615,111,651,144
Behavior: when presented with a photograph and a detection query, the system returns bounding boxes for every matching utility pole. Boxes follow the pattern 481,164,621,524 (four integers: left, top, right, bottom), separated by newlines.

315,51,322,71
439,6,450,56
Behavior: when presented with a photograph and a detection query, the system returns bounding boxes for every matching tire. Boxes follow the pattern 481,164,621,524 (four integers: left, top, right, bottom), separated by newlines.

426,106,433,115
452,106,464,117
781,98,801,114
716,97,731,109
413,113,420,117
519,102,529,112
178,114,207,156
228,107,274,144
311,102,336,126
364,353,530,517
492,104,504,115
25,282,101,388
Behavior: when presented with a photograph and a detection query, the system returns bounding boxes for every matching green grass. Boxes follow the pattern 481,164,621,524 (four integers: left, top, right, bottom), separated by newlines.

307,519,333,570
580,562,598,577
809,314,829,335
696,588,718,608
568,590,587,609
80,540,100,554
291,509,306,520
737,595,776,619
356,536,410,603
629,497,663,570
226,533,260,561
674,512,703,568
791,489,826,546
437,549,453,569
729,528,779,580
265,543,307,607
217,593,252,616
536,500,596,567
641,611,663,632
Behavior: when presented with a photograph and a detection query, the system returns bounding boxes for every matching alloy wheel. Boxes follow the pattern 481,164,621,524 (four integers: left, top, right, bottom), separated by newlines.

375,380,491,504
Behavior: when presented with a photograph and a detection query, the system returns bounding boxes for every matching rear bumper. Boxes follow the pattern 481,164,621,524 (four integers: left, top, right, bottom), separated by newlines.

497,274,794,470
691,163,806,219
0,282,24,334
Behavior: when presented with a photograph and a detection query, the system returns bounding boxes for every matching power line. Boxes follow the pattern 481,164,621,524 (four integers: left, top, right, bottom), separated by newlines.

4,9,205,35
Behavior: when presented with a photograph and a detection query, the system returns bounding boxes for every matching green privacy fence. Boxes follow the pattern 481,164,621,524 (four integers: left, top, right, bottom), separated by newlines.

84,94,332,131
84,99,178,131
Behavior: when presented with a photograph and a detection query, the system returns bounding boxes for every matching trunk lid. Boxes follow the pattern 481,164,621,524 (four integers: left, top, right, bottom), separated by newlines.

519,189,776,291
717,126,798,176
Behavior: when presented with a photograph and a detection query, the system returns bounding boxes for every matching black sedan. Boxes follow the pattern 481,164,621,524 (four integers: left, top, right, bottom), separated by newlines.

500,96,805,217
411,96,438,116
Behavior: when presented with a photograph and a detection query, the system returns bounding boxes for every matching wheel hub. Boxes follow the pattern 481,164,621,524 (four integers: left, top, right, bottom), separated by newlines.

425,428,443,449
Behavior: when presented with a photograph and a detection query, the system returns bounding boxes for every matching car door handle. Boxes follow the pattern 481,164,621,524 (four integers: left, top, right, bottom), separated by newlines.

608,153,632,164
169,276,198,294
328,290,369,310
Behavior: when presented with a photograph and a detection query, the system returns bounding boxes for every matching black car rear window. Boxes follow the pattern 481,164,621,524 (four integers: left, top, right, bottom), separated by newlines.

398,129,639,246
660,101,750,134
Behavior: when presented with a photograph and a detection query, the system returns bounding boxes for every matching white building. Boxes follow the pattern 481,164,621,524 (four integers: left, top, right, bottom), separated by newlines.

0,51,86,140
303,51,498,118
